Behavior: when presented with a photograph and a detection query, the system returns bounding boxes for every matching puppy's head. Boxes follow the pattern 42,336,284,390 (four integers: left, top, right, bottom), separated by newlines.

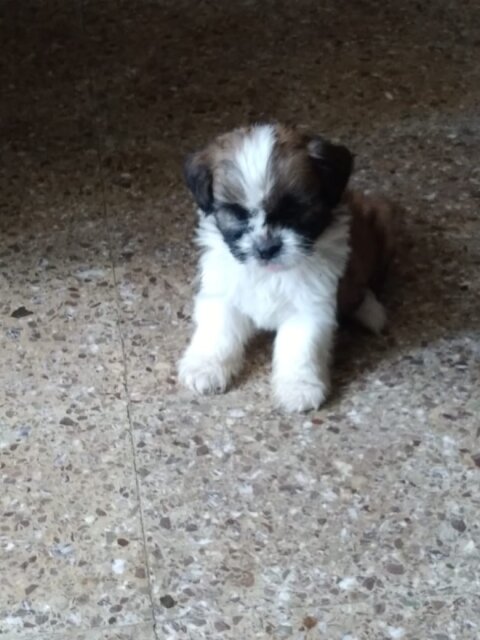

184,124,353,269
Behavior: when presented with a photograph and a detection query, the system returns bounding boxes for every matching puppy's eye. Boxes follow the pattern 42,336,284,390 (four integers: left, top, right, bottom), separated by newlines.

271,194,309,221
223,203,249,220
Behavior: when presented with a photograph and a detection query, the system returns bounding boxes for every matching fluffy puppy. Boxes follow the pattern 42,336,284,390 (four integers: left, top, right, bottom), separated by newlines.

178,123,397,412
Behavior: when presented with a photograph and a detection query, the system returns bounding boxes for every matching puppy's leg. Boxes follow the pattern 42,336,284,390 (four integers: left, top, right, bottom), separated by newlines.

273,313,335,412
354,289,386,334
179,294,253,394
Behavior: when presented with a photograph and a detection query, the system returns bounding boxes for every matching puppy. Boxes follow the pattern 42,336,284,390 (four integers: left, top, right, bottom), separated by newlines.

178,123,397,412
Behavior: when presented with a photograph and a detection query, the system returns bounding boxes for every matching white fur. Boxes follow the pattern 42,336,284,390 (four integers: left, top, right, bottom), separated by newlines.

354,289,386,334
233,124,276,209
179,211,350,412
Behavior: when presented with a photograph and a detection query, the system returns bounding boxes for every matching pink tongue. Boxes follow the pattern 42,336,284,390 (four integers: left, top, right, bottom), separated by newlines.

265,263,284,272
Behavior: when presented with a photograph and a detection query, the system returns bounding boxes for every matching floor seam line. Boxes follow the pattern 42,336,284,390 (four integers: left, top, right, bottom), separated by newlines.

76,2,160,637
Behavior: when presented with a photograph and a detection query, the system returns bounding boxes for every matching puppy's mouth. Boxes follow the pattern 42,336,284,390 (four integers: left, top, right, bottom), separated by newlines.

253,255,289,272
261,261,286,272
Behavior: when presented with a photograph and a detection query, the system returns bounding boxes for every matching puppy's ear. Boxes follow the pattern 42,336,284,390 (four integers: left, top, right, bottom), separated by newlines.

183,152,214,213
307,136,354,207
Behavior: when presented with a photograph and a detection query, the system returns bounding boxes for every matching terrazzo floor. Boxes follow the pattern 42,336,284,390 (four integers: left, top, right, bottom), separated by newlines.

1,1,480,639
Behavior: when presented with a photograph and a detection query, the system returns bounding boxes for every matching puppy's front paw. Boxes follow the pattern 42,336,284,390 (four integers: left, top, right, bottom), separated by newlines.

178,353,235,395
273,377,329,413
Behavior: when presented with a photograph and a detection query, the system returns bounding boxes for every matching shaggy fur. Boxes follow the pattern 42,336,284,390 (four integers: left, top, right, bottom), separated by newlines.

179,123,397,412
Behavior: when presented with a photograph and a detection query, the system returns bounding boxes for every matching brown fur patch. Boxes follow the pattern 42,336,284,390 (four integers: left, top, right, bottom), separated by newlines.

205,127,251,203
337,189,400,317
267,125,320,207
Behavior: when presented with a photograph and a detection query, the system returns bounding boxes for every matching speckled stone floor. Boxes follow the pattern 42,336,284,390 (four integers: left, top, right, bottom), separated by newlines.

1,1,480,639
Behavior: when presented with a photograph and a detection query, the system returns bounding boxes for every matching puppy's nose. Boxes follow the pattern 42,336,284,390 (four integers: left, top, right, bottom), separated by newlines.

255,237,282,261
